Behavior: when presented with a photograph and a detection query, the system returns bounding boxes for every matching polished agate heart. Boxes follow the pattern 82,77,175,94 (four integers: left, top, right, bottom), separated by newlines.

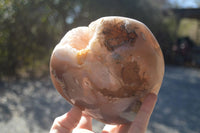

50,16,164,124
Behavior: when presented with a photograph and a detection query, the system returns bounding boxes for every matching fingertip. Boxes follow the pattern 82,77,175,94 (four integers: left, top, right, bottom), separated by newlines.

127,93,158,133
142,93,157,111
67,106,82,117
146,93,157,101
66,106,82,125
50,106,82,133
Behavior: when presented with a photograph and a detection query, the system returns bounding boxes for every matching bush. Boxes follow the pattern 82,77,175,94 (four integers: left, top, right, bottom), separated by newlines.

0,0,173,79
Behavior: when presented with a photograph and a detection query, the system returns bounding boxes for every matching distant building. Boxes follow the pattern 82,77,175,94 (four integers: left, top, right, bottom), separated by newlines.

170,8,200,66
172,8,200,44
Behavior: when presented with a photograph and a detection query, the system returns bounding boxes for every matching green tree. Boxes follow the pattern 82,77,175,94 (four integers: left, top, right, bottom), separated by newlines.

0,0,172,79
0,0,81,78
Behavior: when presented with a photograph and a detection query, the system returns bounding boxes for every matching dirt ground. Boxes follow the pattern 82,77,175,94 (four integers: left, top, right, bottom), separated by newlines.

0,65,200,133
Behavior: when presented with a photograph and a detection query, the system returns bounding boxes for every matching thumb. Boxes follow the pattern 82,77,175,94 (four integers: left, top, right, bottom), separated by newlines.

50,106,82,133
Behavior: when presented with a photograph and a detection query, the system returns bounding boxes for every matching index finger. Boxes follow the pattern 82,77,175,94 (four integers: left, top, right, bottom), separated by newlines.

128,93,157,133
50,107,82,133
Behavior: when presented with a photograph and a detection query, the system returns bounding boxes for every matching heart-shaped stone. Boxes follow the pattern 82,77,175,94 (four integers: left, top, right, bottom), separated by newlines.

50,16,164,124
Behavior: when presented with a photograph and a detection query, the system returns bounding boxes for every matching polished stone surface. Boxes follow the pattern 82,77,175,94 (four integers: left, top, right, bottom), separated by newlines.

50,16,165,124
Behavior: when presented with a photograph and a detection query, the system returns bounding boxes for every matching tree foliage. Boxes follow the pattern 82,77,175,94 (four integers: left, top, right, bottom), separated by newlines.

0,0,172,78
0,0,80,77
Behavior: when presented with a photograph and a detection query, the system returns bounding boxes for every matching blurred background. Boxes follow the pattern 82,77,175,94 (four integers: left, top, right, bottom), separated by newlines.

0,0,200,133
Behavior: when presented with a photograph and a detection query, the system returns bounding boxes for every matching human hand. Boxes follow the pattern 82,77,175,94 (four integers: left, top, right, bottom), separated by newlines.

49,93,157,133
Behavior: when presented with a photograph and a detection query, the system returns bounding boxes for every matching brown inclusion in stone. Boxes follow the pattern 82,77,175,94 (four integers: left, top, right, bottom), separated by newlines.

102,22,137,51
